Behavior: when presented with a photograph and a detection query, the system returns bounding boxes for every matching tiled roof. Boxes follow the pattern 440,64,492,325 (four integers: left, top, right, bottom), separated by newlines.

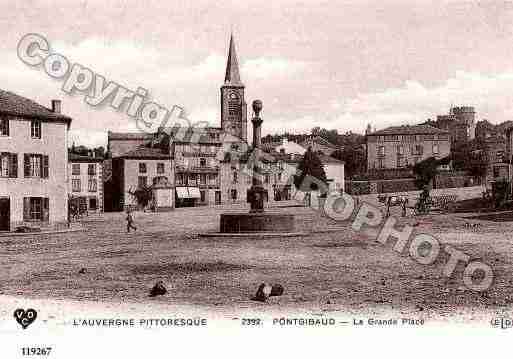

300,136,338,149
119,146,171,159
68,153,103,162
0,90,71,123
367,124,449,136
108,131,153,141
109,126,224,144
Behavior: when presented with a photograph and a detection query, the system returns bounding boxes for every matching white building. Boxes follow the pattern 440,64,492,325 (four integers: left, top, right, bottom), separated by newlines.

68,153,104,213
0,92,71,231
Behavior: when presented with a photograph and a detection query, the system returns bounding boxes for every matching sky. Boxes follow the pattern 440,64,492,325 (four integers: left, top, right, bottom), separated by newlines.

1,0,513,146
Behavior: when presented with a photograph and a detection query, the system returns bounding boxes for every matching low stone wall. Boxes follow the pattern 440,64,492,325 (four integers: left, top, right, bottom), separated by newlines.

346,174,478,195
433,174,477,189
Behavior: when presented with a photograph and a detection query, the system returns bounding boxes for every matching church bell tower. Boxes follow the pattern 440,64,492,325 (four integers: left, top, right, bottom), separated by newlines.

221,34,247,141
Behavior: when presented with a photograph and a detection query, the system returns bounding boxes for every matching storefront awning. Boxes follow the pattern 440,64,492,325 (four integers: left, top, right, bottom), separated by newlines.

176,187,201,199
176,187,190,199
188,187,201,199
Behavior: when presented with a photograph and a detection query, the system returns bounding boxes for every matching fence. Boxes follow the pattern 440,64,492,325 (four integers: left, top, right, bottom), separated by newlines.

346,172,479,195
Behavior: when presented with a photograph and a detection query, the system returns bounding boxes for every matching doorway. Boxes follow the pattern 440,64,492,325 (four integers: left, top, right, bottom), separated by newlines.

0,198,10,231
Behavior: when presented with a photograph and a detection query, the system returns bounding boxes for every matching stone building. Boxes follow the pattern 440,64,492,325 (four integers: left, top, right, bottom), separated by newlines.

366,124,450,170
0,92,71,231
426,106,476,146
104,35,247,211
104,34,345,211
68,153,104,213
299,136,340,156
109,146,173,211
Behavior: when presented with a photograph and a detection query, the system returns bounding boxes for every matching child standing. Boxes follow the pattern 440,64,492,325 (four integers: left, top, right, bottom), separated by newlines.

126,208,137,232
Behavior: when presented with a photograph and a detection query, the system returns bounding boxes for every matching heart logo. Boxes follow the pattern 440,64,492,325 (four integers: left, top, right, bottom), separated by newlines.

13,308,37,329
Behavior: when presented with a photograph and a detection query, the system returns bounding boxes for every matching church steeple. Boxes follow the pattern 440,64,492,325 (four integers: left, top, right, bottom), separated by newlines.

224,33,243,86
220,33,247,141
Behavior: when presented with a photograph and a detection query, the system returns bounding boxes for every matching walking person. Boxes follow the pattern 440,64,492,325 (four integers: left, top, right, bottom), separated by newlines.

126,208,137,233
401,197,408,217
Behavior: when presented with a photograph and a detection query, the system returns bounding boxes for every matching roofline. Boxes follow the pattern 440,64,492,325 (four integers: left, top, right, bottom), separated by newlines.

68,157,104,163
0,110,72,125
366,129,450,136
119,155,172,160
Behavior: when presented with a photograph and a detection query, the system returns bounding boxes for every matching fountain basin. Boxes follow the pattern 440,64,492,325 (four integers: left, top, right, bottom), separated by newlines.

220,213,295,233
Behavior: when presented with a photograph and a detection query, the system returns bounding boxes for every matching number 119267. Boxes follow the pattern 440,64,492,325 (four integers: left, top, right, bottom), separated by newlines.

21,347,52,356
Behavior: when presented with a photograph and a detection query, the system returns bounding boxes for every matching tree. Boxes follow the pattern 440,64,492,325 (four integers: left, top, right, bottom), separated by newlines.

294,147,329,199
332,145,365,178
128,185,154,209
451,139,488,184
412,157,440,214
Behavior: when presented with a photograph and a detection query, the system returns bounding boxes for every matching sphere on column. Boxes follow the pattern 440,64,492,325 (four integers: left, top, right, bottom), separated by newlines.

252,100,263,117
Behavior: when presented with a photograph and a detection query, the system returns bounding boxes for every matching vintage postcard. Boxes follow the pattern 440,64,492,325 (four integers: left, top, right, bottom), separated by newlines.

0,0,512,357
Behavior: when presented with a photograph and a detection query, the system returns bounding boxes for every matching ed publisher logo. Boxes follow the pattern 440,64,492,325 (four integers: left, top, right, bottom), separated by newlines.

490,317,513,330
14,308,37,329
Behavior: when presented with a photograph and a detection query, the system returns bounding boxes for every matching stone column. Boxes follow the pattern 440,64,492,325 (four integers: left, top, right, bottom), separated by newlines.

247,100,266,213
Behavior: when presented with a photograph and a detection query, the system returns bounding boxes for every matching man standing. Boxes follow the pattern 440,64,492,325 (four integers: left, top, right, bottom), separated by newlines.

126,208,137,232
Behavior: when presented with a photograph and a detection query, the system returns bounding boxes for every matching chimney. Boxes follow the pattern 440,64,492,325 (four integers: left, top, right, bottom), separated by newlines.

51,99,61,113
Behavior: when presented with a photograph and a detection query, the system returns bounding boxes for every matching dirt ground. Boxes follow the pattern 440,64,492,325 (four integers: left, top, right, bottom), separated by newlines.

1,192,513,322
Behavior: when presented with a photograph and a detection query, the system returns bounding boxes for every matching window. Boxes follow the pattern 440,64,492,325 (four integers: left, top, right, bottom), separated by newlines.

0,154,8,177
24,154,48,178
228,92,240,116
493,166,500,178
157,163,165,174
432,143,439,154
413,145,423,155
200,190,206,202
87,164,96,175
230,189,237,200
31,120,41,139
88,178,97,192
0,117,9,136
397,145,404,156
200,174,207,185
72,179,81,192
23,197,48,221
176,173,185,185
189,174,197,185
265,174,270,184
378,146,385,156
209,174,219,186
233,171,238,183
200,158,206,167
72,164,80,175
0,153,17,178
89,197,97,210
139,163,147,173
378,158,384,169
138,176,147,188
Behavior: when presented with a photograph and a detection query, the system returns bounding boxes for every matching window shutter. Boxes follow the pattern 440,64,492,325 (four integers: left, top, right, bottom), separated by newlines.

24,154,30,177
23,197,30,221
9,153,17,178
42,198,49,221
43,155,49,178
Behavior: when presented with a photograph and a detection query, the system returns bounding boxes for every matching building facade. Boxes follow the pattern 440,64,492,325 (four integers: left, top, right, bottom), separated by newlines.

104,35,247,211
68,153,104,213
109,147,173,211
366,124,450,170
0,93,71,231
427,106,476,146
104,34,345,211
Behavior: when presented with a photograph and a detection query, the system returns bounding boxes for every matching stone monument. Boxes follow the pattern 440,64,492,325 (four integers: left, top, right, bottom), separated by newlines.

219,100,295,234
